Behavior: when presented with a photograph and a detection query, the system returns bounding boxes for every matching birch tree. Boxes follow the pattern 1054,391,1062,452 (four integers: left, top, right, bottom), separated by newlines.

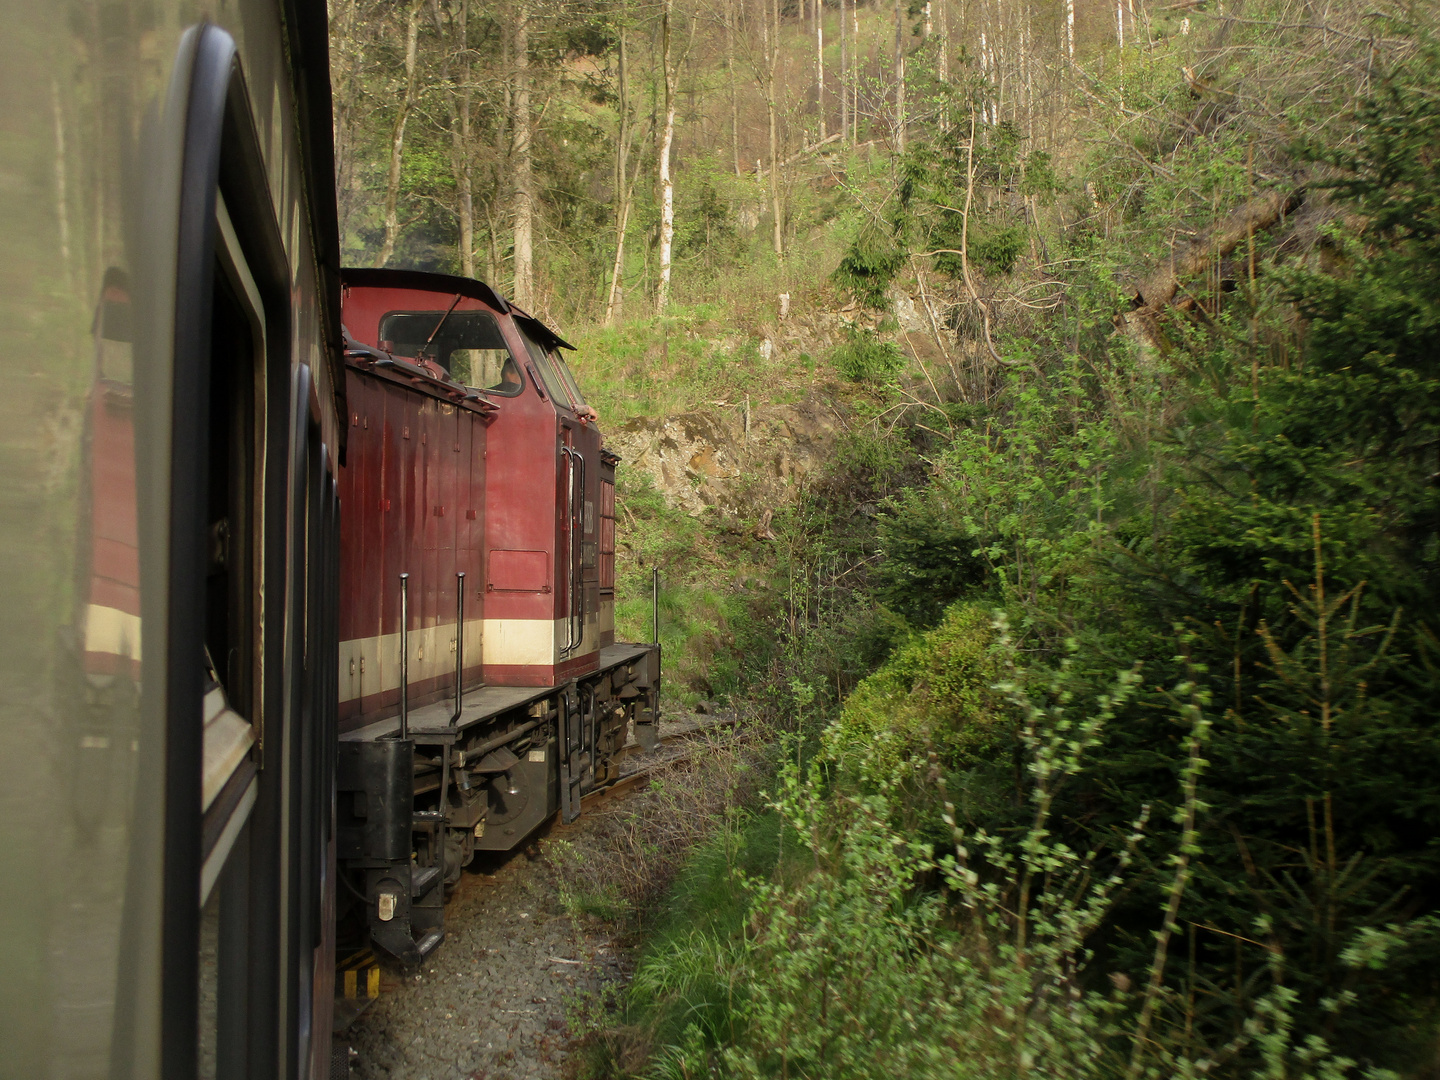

605,15,634,323
376,0,423,268
815,0,825,140
763,0,783,258
511,0,534,307
449,0,476,277
839,0,848,144
656,0,679,313
726,0,740,175
894,0,906,153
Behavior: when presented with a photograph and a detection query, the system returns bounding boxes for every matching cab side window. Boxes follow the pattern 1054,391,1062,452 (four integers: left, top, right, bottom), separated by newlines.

451,349,522,395
517,327,573,409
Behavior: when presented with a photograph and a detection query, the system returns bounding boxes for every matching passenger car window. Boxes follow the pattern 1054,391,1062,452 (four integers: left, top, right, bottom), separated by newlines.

379,308,523,395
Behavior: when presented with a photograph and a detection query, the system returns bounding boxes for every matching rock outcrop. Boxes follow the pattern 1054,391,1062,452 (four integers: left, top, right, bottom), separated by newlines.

605,396,846,518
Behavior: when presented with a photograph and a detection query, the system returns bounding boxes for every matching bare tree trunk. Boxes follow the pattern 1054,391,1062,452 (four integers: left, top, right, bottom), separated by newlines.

766,0,783,258
894,0,906,152
511,1,533,308
485,200,501,284
50,78,70,273
605,19,632,323
451,0,476,277
937,0,948,82
656,0,678,313
1067,0,1075,60
816,0,825,139
839,0,849,143
727,0,741,175
377,0,422,268
852,0,860,142
331,0,361,247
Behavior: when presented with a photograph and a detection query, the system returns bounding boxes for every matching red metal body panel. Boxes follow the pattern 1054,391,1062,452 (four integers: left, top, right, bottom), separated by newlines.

337,362,490,728
79,379,141,680
339,270,610,720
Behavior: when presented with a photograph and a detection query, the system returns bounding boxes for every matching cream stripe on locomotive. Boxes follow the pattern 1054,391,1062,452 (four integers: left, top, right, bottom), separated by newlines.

82,602,143,661
337,611,615,703
483,609,605,666
339,618,486,704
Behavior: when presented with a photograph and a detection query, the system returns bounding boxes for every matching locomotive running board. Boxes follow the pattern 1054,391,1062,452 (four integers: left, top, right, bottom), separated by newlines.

558,684,583,824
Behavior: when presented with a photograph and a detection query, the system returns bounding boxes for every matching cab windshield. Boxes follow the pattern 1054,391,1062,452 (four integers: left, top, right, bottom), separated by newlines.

378,307,523,395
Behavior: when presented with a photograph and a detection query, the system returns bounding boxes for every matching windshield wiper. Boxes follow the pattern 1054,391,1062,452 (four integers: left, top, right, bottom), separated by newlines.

419,294,463,357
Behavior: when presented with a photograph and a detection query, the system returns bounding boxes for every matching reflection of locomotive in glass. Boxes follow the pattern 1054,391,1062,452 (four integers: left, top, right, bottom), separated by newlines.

333,269,660,963
9,1,661,1071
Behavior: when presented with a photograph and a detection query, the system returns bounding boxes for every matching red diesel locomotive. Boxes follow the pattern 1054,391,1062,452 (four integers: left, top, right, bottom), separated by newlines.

333,268,660,964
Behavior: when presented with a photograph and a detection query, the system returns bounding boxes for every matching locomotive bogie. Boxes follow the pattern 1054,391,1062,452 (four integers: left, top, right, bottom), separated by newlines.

335,644,658,962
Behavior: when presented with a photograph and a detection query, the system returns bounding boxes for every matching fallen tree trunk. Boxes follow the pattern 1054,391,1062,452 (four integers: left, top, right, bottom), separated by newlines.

1131,188,1303,309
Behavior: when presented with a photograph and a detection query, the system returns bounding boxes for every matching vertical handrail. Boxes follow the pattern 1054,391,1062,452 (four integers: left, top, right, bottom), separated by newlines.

559,445,586,657
398,573,410,739
652,567,659,644
559,447,575,657
571,448,586,650
451,571,465,726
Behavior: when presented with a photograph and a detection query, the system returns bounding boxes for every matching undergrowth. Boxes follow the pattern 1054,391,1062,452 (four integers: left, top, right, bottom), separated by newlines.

570,15,1440,1079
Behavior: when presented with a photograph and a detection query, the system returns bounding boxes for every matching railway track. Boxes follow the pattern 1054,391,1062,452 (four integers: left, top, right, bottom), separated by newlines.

565,710,738,814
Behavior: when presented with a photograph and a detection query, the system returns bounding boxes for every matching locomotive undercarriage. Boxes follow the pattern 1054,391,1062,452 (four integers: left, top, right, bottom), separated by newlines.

337,644,659,964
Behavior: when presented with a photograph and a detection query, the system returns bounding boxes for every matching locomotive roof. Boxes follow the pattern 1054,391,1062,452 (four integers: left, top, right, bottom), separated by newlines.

340,267,576,353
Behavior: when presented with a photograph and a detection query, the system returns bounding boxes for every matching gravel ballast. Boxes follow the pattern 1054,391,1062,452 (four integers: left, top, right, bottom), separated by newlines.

346,712,743,1080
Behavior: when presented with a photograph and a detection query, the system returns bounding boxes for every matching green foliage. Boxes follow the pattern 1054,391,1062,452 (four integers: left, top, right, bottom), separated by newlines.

827,603,1004,777
828,328,904,382
615,625,1419,1079
603,23,1440,1080
874,504,991,625
967,222,1026,275
831,223,906,307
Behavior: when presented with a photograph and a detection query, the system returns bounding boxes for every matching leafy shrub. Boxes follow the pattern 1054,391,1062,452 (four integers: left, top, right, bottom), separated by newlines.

968,222,1026,274
832,224,906,307
874,509,992,626
829,329,905,383
825,603,1004,781
619,625,1415,1080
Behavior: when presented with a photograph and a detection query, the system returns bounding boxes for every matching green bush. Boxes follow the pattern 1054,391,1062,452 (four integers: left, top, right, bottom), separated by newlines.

831,223,906,307
829,330,905,383
826,602,1005,778
874,508,992,626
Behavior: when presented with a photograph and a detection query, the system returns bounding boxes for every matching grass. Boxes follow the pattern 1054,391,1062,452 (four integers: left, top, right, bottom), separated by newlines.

557,173,877,429
568,806,789,1080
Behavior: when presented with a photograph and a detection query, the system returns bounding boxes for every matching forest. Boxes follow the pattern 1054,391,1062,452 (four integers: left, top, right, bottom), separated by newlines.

330,0,1440,1075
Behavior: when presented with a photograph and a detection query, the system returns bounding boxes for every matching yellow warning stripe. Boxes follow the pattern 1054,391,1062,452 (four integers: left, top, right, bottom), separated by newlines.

339,948,380,999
